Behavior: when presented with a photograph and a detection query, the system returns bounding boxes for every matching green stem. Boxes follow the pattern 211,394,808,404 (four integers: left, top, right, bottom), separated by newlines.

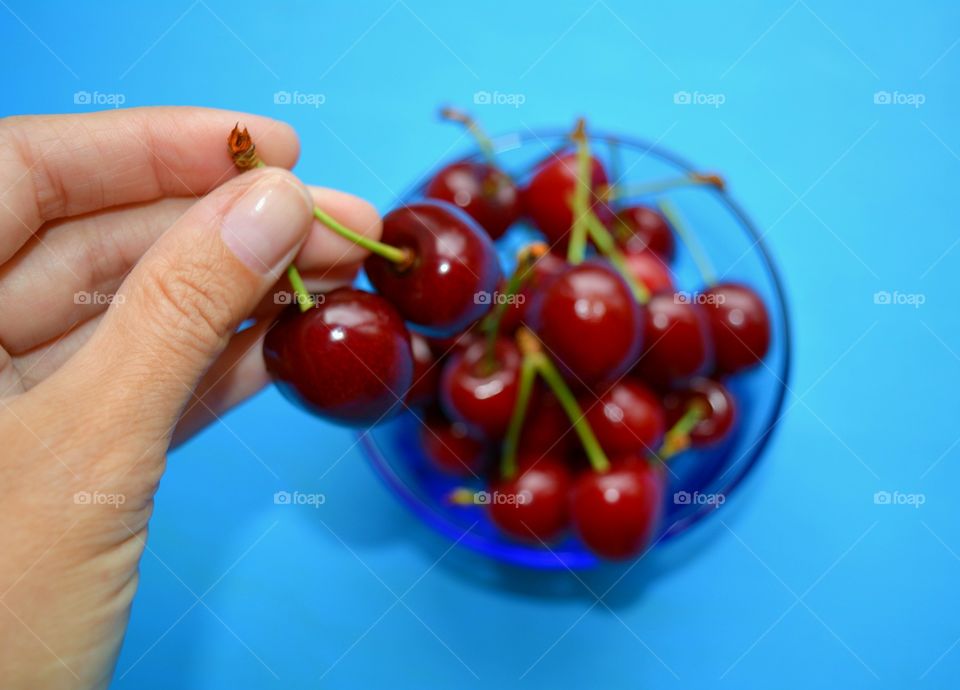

313,207,411,266
657,199,717,286
481,258,533,371
531,351,610,473
500,353,539,478
658,400,707,460
584,213,651,304
609,173,722,200
566,121,592,264
440,107,497,165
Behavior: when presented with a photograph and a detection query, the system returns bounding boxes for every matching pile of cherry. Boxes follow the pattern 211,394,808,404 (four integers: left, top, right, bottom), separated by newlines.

231,112,771,561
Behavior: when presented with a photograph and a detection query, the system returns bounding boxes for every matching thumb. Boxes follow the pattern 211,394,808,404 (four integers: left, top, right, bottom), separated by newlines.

70,166,314,437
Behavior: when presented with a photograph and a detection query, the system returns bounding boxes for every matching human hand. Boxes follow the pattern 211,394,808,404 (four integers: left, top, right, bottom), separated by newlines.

0,107,380,689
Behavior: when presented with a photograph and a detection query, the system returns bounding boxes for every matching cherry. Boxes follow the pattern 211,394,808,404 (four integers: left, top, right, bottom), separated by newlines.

439,337,523,438
405,332,439,406
425,161,520,239
489,455,571,542
523,151,613,249
663,377,737,447
517,392,575,458
615,205,675,261
499,250,567,333
365,201,502,336
420,412,488,476
427,323,483,359
634,293,712,387
263,288,413,426
529,260,643,384
701,283,771,374
624,248,674,295
570,456,664,560
583,380,665,455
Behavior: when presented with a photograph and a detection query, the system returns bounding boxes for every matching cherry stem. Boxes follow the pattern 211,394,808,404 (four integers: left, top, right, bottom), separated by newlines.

657,199,717,287
312,207,412,266
440,107,497,165
609,172,725,200
480,244,544,372
583,213,651,304
658,400,707,460
500,352,539,479
566,119,591,264
516,329,611,474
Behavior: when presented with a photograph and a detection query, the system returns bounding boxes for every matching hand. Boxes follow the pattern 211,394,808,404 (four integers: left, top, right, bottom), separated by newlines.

0,107,381,689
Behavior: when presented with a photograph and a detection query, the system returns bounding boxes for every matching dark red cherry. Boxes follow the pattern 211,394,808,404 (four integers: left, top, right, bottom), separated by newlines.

530,260,643,383
365,201,502,336
701,283,771,374
420,413,488,476
500,250,568,333
570,456,664,560
405,332,439,406
634,293,712,388
439,337,523,438
583,380,665,455
426,323,482,359
624,248,674,295
517,392,575,458
424,161,521,239
615,205,675,261
489,455,571,542
263,288,413,426
663,377,737,447
522,152,613,248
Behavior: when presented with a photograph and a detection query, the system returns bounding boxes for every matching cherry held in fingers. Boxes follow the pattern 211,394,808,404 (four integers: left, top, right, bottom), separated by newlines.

570,456,664,560
701,283,771,374
489,454,571,542
440,337,523,438
530,260,643,384
263,288,413,426
365,201,502,336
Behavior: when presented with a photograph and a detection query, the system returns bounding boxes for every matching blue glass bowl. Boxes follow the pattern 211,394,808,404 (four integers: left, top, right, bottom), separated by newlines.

359,129,791,569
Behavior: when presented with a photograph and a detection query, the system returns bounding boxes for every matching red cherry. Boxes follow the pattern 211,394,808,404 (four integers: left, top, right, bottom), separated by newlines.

663,377,737,447
522,151,613,249
489,455,571,542
424,161,521,239
405,332,439,406
530,260,643,384
634,293,712,387
263,289,413,426
517,392,575,458
426,324,482,360
570,456,664,560
439,338,523,438
365,201,502,336
500,250,567,333
420,413,488,476
615,205,675,261
583,380,665,455
701,283,771,374
624,248,674,295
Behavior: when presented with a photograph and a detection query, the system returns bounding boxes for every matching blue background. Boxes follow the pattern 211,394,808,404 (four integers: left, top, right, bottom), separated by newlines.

3,1,959,687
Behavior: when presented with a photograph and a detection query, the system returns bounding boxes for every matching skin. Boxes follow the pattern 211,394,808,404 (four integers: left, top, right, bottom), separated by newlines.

0,107,382,689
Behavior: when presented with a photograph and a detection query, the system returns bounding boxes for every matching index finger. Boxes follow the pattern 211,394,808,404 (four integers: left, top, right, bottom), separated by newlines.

0,106,300,263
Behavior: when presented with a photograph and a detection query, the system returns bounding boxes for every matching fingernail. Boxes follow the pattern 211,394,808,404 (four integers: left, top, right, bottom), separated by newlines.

221,170,314,276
